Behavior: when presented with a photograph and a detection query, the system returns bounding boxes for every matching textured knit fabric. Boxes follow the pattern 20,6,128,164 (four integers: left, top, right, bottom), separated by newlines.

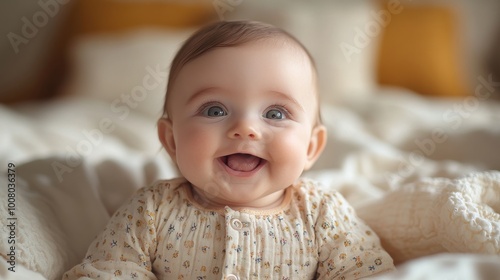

63,177,394,279
357,171,500,264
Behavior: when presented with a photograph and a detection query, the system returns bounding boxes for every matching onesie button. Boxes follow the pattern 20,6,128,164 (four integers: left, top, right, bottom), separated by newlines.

231,218,243,230
226,274,239,280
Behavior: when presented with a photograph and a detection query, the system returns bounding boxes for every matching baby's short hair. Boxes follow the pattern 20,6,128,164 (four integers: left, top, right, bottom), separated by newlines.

163,20,321,125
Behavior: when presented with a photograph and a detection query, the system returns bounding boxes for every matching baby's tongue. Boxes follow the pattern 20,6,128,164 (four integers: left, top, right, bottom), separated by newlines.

226,154,260,172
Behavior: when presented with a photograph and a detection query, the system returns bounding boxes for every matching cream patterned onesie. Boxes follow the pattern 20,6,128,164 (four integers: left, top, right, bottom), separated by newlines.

64,177,394,279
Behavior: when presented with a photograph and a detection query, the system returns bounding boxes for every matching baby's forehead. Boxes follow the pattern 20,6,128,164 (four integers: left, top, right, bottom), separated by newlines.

254,37,315,68
186,39,316,92
204,38,317,84
255,37,318,89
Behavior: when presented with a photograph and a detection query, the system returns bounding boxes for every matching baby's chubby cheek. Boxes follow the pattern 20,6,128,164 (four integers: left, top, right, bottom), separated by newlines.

269,133,310,165
171,128,207,159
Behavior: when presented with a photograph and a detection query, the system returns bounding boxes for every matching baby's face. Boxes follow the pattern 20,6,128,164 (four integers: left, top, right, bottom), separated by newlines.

159,40,325,208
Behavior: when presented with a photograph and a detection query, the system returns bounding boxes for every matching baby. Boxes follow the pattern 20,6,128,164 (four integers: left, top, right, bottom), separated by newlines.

64,20,394,279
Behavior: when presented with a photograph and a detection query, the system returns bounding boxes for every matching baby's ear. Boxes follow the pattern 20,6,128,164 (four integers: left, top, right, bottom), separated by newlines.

157,118,177,161
304,125,327,170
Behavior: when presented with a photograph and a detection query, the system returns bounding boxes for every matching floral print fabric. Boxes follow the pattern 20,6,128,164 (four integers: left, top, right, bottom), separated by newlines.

63,177,394,279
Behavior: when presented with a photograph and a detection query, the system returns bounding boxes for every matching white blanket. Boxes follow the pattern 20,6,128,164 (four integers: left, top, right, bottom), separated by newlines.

1,89,499,279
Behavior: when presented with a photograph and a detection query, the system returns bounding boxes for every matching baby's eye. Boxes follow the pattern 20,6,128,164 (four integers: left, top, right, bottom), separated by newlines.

264,108,286,120
203,105,227,117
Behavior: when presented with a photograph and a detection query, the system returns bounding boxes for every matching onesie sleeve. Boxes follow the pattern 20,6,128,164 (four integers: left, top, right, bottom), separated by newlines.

62,185,160,280
315,191,395,279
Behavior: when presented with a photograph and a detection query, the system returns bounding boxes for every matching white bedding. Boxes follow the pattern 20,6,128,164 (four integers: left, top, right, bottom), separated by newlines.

1,87,500,279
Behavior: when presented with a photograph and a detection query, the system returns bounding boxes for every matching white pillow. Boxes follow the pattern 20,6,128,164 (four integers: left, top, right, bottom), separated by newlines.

62,28,194,118
228,0,380,103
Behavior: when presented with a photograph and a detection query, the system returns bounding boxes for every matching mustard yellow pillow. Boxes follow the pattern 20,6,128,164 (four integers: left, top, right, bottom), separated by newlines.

376,4,470,97
72,0,214,35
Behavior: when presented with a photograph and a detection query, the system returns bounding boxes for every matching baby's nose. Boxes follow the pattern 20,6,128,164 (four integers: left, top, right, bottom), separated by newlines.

228,120,261,140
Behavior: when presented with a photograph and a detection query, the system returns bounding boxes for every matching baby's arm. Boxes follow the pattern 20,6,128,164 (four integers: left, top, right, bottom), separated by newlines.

315,191,395,279
63,187,159,280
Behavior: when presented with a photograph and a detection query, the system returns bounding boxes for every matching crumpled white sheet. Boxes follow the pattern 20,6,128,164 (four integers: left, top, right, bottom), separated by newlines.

1,89,499,279
372,253,500,280
356,171,500,263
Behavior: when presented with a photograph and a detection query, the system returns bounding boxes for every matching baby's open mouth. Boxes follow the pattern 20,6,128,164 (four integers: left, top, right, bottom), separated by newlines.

220,153,264,172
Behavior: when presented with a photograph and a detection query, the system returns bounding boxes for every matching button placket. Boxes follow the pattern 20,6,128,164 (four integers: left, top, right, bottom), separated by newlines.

226,274,239,280
231,218,243,230
224,209,247,279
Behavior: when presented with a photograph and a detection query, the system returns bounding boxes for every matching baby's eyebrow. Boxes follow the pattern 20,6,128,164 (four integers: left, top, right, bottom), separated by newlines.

186,87,220,105
268,90,305,112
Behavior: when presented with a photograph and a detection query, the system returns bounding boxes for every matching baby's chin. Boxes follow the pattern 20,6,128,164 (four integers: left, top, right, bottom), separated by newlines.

189,182,285,210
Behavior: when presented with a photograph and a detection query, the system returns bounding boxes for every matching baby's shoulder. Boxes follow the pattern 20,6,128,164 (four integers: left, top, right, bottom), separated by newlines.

293,178,352,211
294,178,343,201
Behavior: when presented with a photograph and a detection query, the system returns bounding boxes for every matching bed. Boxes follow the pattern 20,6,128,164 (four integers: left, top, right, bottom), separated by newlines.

1,1,500,279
